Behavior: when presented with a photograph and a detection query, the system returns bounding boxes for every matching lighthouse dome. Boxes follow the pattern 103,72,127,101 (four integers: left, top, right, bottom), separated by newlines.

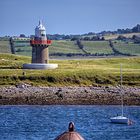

35,20,46,38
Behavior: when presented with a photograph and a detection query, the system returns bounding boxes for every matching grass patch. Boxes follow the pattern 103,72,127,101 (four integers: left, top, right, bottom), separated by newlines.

113,41,140,56
0,40,11,53
2,40,140,57
50,40,84,54
82,41,113,54
0,53,140,86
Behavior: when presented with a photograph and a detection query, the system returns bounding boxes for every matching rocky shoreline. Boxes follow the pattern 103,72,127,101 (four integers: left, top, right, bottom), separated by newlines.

0,84,140,105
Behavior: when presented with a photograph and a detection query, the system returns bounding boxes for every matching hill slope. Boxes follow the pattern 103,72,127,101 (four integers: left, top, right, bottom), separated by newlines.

0,41,11,53
0,39,140,57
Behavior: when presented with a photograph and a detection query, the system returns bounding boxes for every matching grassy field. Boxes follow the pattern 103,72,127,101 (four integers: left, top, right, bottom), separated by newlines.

82,41,113,54
15,46,32,56
0,53,139,86
0,53,30,69
14,40,84,56
50,40,84,54
1,39,140,57
0,40,11,53
113,41,140,56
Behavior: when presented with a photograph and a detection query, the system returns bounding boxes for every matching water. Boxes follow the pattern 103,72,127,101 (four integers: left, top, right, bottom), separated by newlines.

0,105,140,140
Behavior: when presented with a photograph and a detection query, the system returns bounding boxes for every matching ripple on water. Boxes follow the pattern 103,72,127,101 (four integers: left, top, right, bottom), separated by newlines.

0,105,140,140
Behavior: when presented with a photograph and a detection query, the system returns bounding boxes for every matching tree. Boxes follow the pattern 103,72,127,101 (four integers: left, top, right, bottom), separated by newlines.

132,35,137,40
83,37,90,41
132,24,140,33
63,35,71,39
91,36,100,41
20,34,26,37
71,37,79,41
132,35,140,43
76,40,84,49
117,35,126,40
101,37,105,40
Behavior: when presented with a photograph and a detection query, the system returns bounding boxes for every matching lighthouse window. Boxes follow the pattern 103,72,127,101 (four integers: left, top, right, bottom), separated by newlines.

41,34,45,36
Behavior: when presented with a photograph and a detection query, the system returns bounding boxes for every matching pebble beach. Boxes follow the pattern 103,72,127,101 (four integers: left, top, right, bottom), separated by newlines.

0,84,140,105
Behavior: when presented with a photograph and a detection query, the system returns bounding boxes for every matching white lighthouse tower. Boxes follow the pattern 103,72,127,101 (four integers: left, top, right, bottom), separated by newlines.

23,21,58,69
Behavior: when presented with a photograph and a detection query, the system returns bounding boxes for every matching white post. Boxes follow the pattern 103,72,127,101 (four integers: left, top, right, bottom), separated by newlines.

120,64,124,116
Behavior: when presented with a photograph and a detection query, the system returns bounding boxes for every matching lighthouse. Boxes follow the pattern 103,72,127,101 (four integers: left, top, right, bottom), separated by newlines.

23,21,58,69
31,20,50,64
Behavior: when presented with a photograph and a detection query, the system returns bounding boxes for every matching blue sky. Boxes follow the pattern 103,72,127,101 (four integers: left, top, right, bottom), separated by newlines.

0,0,140,36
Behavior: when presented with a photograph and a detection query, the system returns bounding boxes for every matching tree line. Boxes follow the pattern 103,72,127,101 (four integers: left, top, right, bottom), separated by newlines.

1,24,140,41
46,24,140,40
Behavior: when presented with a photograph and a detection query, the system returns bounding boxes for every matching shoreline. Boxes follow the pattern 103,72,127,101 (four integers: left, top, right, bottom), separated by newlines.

0,85,140,105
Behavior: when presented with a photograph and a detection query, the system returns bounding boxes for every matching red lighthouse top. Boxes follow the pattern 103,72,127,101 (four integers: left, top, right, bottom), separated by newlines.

30,40,52,45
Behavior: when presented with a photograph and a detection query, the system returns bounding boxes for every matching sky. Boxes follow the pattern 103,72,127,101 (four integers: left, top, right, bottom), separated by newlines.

0,0,140,36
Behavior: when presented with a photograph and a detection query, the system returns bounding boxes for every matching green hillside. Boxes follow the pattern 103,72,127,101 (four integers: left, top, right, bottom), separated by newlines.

0,40,11,53
50,40,84,54
11,40,84,57
15,46,32,56
14,40,140,57
81,41,113,54
113,41,140,56
0,39,140,57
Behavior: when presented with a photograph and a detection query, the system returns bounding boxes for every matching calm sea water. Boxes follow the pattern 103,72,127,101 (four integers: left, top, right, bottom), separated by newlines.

0,105,140,140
